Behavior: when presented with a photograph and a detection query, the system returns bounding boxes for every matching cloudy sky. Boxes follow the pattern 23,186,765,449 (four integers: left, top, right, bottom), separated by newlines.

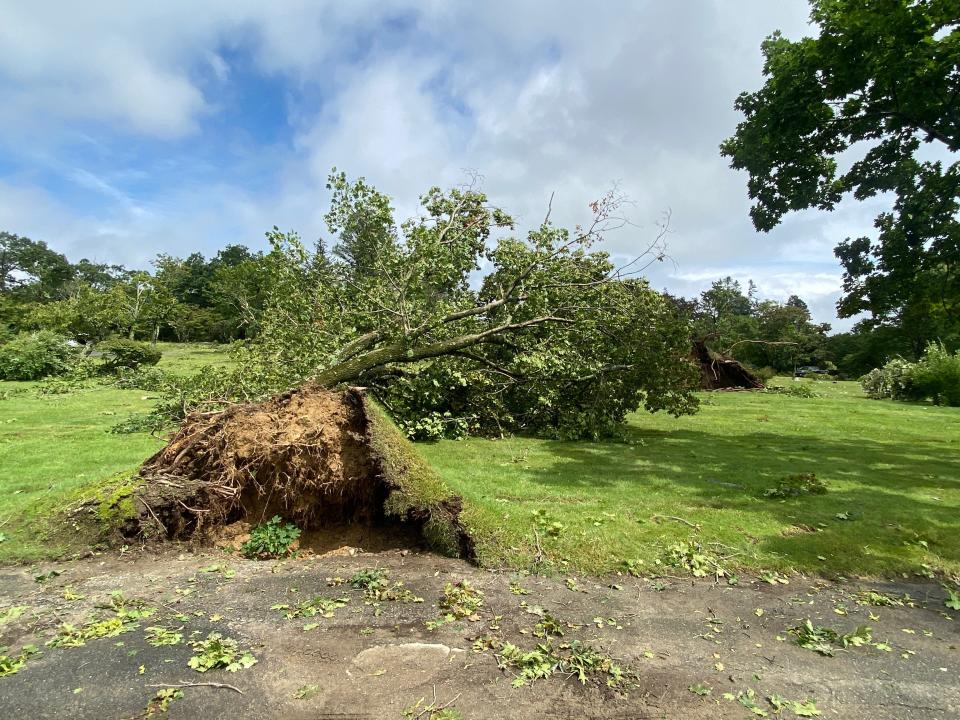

0,1,882,329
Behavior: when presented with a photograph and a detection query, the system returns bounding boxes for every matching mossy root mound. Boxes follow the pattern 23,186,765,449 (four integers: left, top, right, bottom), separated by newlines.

134,386,473,558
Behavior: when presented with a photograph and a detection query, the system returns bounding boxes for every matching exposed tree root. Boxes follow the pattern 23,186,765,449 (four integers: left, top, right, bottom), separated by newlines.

692,338,764,390
133,386,473,558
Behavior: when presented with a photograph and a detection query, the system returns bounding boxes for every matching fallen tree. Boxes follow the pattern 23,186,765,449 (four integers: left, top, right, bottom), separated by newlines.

187,171,701,440
129,172,701,551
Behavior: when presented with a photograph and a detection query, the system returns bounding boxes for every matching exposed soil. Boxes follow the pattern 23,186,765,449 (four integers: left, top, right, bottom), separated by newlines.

1,548,957,719
133,387,470,557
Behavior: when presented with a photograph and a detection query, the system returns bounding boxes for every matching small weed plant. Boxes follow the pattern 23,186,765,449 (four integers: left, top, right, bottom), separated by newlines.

272,595,349,620
427,580,484,630
944,585,960,610
403,697,463,719
241,516,301,559
143,688,184,716
662,539,726,579
0,645,39,676
343,568,423,603
144,627,183,646
856,590,913,607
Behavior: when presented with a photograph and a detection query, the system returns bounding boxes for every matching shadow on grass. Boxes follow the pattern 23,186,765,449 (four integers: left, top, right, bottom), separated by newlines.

523,426,960,574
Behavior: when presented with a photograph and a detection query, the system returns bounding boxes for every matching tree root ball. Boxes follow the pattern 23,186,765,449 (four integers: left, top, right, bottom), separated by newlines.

692,339,764,390
134,386,473,558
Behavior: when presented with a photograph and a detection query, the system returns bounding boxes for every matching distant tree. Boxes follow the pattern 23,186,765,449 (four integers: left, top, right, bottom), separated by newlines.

825,324,916,378
104,272,179,341
748,299,830,371
154,252,211,307
71,259,130,291
210,244,254,270
207,255,267,338
0,232,73,300
698,277,754,321
685,277,829,373
692,277,759,355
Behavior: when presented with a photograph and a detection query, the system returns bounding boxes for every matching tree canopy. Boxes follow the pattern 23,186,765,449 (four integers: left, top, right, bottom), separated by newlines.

721,0,959,352
229,171,699,439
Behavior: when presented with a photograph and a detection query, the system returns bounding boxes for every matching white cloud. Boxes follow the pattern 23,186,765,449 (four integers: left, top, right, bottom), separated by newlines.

0,0,883,330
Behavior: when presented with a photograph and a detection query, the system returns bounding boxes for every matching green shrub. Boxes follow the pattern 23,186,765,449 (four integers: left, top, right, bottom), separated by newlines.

241,516,301,559
910,343,960,407
98,338,162,372
862,345,960,406
0,331,80,380
754,366,777,382
861,358,918,400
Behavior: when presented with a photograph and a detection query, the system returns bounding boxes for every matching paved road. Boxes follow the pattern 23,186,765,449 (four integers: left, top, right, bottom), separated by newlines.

0,548,957,719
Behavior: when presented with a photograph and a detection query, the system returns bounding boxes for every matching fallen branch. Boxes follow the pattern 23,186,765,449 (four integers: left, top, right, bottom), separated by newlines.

650,514,701,530
146,681,244,695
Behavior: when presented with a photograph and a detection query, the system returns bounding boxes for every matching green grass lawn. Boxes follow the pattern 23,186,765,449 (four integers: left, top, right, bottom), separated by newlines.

1,351,958,579
0,343,232,562
420,380,960,577
152,341,235,374
0,382,163,562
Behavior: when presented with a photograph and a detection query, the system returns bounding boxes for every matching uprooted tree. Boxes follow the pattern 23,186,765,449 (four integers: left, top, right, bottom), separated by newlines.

133,171,699,551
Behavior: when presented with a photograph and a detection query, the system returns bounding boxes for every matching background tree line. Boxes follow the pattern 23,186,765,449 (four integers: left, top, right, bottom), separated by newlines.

0,231,267,344
1,227,942,384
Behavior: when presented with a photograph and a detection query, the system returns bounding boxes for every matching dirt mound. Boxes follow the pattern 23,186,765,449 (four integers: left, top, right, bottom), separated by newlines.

692,338,764,390
134,386,472,558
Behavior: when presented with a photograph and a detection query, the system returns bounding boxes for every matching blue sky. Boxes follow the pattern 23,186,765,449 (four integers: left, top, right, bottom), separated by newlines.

0,0,880,329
